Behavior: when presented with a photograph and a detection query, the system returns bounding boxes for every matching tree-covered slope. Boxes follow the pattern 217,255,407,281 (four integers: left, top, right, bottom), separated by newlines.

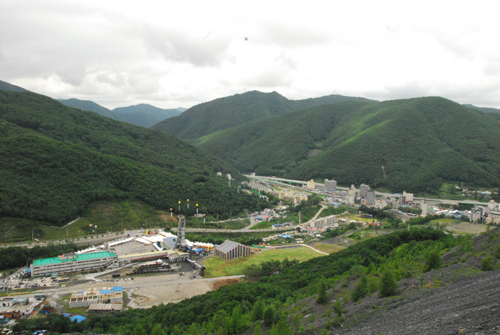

113,103,183,127
197,97,500,193
152,90,373,139
0,91,267,226
0,79,29,92
59,98,125,121
59,99,183,128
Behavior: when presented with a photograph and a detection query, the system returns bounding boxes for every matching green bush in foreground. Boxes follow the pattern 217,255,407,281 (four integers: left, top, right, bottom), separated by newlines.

379,271,398,298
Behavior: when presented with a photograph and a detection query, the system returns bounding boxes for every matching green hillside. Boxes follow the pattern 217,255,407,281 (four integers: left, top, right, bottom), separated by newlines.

0,91,268,227
152,90,373,139
114,103,183,127
59,98,125,121
197,97,500,194
59,99,183,128
0,79,29,92
17,226,494,334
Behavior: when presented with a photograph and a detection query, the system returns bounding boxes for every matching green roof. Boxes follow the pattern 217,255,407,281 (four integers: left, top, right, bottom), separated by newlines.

33,251,116,267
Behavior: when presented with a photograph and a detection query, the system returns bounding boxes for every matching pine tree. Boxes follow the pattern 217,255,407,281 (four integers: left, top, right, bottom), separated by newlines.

252,300,264,321
424,248,442,272
263,306,275,327
379,271,398,298
317,279,328,304
351,275,368,302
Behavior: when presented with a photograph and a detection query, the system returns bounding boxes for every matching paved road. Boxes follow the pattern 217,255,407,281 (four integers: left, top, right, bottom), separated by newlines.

248,175,489,206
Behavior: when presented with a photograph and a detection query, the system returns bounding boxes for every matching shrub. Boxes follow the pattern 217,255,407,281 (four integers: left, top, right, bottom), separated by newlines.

424,248,442,272
379,271,398,298
481,255,494,271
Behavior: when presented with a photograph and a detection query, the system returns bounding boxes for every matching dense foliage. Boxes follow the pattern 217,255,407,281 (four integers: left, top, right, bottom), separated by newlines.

14,228,452,334
197,97,500,194
153,90,372,139
0,91,269,226
0,243,82,271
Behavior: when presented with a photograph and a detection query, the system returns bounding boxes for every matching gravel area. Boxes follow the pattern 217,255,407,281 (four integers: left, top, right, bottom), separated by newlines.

326,265,498,335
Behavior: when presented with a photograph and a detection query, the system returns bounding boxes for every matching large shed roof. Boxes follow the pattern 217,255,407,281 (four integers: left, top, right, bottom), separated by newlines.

215,240,248,254
33,251,116,267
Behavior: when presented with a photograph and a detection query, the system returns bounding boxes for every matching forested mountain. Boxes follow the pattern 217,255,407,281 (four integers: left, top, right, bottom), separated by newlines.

59,99,183,128
152,90,373,139
197,97,500,194
0,79,29,92
59,98,125,121
113,103,184,127
0,90,268,226
463,103,500,114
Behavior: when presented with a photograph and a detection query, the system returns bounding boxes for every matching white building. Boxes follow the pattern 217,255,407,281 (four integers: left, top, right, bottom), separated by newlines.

30,251,119,277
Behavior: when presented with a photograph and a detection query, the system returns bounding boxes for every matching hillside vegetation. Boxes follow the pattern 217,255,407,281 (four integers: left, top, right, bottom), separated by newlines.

152,90,372,139
17,227,499,334
197,97,500,194
0,91,268,228
59,98,125,121
0,79,29,92
59,99,183,127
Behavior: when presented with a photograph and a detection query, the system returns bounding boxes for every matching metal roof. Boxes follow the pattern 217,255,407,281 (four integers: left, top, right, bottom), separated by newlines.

215,240,248,254
33,251,116,267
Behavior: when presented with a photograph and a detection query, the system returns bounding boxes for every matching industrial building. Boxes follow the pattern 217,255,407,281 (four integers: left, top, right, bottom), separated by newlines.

30,251,119,277
69,286,123,308
214,240,252,260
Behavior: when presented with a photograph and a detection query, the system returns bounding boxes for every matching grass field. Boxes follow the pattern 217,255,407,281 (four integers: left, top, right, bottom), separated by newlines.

311,243,346,254
428,220,488,235
203,247,324,278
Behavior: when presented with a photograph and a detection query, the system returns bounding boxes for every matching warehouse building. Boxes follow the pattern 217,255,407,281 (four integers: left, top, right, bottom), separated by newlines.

214,240,252,261
30,251,118,277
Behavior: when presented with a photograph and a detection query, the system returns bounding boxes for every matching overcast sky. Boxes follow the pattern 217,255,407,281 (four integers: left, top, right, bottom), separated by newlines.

2,0,500,109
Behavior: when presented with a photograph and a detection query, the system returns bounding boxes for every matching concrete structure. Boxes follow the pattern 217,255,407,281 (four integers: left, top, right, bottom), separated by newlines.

69,287,123,308
360,184,370,198
366,190,376,205
214,240,252,261
89,303,123,313
311,214,337,229
324,179,337,193
403,191,414,203
0,298,37,317
30,251,118,277
421,199,428,216
470,207,484,223
174,215,188,251
306,180,315,190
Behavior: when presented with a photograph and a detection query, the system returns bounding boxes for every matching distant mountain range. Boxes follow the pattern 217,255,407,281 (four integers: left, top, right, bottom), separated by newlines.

59,99,185,128
195,97,500,194
152,91,374,139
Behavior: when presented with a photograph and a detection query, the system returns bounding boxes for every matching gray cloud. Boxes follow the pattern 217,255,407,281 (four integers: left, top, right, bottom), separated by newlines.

139,25,232,67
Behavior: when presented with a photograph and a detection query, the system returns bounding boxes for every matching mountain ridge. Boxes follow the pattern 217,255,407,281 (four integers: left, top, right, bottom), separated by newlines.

152,90,375,139
196,96,500,194
0,90,267,227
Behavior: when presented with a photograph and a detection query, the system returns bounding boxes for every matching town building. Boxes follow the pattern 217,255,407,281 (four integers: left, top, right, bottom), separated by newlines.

306,180,315,190
214,240,252,261
403,191,414,203
366,190,375,204
30,251,119,277
360,184,370,198
324,179,337,193
69,286,123,308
